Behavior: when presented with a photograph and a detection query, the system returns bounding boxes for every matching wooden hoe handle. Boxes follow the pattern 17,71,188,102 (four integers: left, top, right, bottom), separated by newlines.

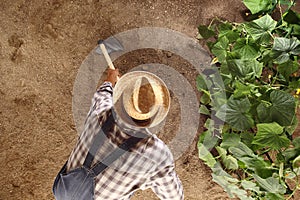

100,43,115,70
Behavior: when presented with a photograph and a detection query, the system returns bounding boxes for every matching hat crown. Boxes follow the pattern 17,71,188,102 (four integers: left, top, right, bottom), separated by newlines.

132,77,156,114
113,71,170,128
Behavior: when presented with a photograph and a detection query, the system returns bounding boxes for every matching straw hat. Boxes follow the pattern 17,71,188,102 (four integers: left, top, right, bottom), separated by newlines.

113,71,170,128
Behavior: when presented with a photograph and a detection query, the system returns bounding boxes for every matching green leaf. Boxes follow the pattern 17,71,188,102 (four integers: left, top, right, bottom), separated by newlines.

233,81,256,98
226,51,242,60
229,142,256,159
212,173,250,199
198,141,217,168
216,146,239,170
218,21,233,33
277,60,299,80
252,122,290,150
218,22,240,43
197,74,212,106
260,48,273,66
238,156,273,178
198,68,221,92
198,24,216,39
257,122,284,135
257,90,296,126
240,132,255,148
216,97,254,131
271,37,300,64
200,92,210,105
227,59,263,80
212,36,229,63
233,38,260,59
253,174,286,194
199,126,219,149
265,193,285,200
223,155,239,170
293,137,300,148
199,105,210,115
286,116,298,135
243,0,272,14
221,132,241,149
220,30,240,43
291,24,300,38
241,180,260,193
289,79,300,90
196,74,207,90
203,118,213,131
211,91,227,110
279,0,294,6
282,147,300,163
212,162,235,177
212,165,255,199
211,174,235,198
245,14,277,44
216,146,227,158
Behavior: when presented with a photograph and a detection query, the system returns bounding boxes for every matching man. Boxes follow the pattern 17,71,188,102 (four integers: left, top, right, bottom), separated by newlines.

53,69,184,200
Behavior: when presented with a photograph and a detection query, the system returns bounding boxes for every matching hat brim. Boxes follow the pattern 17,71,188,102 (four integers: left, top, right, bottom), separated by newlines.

113,71,170,128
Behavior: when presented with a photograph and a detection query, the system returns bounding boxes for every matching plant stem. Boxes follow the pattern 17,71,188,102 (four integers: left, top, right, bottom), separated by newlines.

208,18,217,29
268,30,275,40
271,70,279,86
260,100,272,106
276,0,296,28
278,0,283,21
265,152,273,163
286,185,299,200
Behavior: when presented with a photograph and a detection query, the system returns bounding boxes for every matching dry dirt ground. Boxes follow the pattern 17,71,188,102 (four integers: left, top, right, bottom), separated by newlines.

1,0,296,200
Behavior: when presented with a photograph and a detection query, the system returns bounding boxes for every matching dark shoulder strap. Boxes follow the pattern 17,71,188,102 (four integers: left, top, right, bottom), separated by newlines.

83,112,114,168
83,110,149,176
91,132,147,175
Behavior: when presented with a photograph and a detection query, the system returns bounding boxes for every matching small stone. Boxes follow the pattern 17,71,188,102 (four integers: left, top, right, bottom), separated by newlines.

166,52,172,58
45,24,58,39
20,79,25,87
142,65,149,70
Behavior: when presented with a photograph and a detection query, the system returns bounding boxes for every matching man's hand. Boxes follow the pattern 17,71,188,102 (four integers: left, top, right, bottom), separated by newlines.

105,69,120,87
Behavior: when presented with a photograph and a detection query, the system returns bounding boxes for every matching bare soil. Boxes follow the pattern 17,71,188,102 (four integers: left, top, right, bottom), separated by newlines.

1,0,297,200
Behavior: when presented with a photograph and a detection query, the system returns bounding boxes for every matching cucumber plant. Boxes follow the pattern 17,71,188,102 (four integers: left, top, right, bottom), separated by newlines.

197,0,300,199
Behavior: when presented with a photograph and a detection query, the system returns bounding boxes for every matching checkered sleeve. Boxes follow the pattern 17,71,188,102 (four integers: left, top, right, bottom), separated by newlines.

150,164,184,200
66,81,113,171
93,81,113,116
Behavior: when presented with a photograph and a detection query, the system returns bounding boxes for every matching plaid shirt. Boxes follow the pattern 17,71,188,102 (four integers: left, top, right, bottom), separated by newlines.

66,82,184,200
